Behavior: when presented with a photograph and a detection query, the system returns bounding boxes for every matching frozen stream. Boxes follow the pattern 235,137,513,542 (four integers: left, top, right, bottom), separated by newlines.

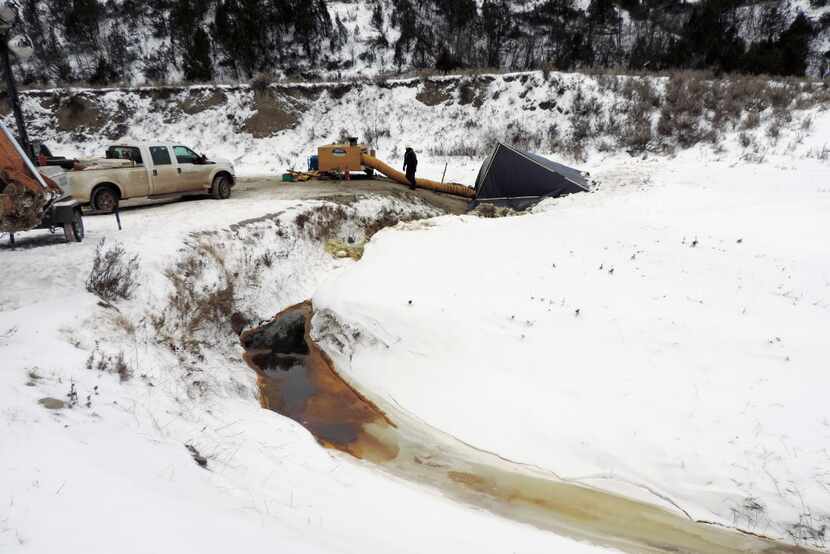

241,302,813,554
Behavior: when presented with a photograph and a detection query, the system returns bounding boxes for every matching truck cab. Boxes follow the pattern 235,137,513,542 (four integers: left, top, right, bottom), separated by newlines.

66,143,235,212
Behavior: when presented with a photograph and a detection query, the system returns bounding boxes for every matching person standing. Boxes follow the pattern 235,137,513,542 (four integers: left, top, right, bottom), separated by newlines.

403,147,418,190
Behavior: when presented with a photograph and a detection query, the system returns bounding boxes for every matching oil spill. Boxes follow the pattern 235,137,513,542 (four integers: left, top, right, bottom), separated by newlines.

242,303,814,554
241,302,399,463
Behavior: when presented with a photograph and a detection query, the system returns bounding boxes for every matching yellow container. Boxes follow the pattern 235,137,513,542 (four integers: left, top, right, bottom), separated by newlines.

317,142,374,173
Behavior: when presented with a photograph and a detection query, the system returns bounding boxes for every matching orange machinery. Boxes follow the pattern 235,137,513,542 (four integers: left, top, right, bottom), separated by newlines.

316,138,475,199
0,122,85,244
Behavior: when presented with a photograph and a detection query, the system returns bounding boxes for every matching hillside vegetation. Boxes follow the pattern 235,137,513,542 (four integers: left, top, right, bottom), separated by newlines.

14,70,830,176
11,0,830,86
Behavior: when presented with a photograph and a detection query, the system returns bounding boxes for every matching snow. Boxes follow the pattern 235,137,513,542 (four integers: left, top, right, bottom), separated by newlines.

18,71,830,189
3,71,830,552
0,182,611,553
312,151,830,549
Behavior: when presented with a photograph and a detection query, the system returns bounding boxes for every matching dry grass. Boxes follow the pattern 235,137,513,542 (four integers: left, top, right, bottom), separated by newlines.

428,142,483,157
85,345,133,382
294,204,349,241
152,240,237,355
86,239,140,303
112,313,136,335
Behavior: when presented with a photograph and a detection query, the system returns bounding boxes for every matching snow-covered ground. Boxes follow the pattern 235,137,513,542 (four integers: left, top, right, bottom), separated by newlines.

2,80,829,551
1,181,614,553
312,151,830,549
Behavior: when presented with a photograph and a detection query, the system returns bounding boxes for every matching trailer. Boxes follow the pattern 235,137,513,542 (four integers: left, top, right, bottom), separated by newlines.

0,122,84,245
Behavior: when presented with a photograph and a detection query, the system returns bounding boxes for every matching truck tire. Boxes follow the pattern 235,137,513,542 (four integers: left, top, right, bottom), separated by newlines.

364,168,375,177
92,186,120,213
212,175,232,200
63,208,85,243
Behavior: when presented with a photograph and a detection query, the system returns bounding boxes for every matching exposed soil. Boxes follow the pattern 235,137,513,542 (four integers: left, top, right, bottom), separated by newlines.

243,90,301,138
416,79,453,106
241,303,816,554
55,94,107,133
458,78,491,108
181,89,228,115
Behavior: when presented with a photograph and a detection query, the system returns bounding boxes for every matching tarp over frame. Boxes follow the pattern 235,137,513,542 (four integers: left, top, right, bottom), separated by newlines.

472,142,590,209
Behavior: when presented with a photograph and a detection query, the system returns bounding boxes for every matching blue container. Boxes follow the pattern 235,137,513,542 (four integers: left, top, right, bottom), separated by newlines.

308,155,319,171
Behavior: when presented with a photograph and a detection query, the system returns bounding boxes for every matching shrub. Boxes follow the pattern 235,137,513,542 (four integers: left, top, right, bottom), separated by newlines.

808,145,829,160
86,239,140,302
768,83,795,110
664,72,705,118
427,142,482,157
546,123,561,151
85,345,133,382
363,124,391,145
623,119,653,150
155,240,237,354
621,77,658,108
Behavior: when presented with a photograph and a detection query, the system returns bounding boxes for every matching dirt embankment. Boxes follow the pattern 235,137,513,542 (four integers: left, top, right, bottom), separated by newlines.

11,75,505,144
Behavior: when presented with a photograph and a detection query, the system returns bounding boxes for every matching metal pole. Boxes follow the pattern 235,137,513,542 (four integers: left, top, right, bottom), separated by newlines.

0,37,29,159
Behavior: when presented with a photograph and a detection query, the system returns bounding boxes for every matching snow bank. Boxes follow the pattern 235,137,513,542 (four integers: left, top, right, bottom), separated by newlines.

312,153,830,549
3,186,616,554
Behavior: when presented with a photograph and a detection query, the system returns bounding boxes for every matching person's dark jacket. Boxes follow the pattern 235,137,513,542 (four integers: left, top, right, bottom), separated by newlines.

403,148,417,174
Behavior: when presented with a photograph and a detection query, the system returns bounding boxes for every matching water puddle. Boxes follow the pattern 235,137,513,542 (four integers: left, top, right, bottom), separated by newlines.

241,303,812,554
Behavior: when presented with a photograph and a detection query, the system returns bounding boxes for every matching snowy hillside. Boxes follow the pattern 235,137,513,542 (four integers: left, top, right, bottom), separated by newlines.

12,70,830,184
12,0,830,86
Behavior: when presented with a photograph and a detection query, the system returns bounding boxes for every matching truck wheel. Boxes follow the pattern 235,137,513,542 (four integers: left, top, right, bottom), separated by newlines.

63,208,84,243
212,175,232,200
364,168,375,178
92,186,119,213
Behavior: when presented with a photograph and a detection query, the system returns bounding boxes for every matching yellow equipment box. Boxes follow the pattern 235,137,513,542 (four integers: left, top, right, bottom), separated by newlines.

318,139,376,174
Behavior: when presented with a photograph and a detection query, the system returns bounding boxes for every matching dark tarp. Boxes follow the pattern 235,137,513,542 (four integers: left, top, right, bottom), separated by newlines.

471,142,590,210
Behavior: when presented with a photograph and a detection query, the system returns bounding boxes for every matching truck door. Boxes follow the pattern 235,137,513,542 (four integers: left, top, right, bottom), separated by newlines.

107,146,149,198
148,146,179,195
172,146,210,191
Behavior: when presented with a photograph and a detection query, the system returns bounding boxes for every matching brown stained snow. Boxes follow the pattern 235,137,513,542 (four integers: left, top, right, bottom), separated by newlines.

241,303,815,554
242,302,398,463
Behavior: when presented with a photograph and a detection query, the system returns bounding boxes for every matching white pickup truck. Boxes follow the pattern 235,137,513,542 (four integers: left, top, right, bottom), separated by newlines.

63,144,235,212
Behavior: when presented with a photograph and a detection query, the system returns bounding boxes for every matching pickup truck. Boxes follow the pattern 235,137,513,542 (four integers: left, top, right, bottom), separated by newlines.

63,144,235,212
